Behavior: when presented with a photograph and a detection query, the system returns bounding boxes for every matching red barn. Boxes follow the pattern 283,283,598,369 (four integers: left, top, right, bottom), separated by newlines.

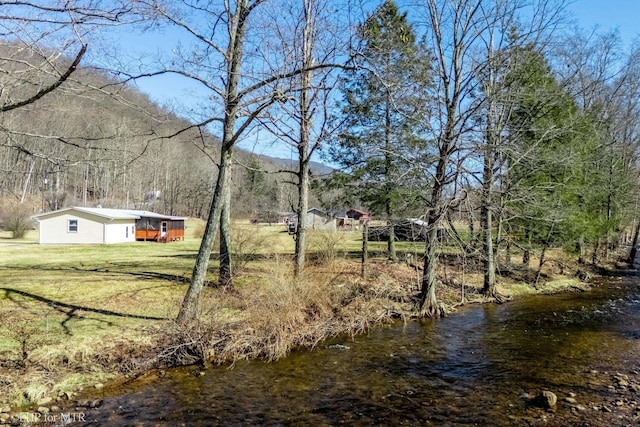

346,209,371,223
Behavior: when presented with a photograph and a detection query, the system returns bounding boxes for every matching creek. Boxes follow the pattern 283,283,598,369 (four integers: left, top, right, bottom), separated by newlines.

76,272,640,426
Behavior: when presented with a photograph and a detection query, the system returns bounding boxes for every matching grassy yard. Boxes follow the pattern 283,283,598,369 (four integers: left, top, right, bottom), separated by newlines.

0,219,593,409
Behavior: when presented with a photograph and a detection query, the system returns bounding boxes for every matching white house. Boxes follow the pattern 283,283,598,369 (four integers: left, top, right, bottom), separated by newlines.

33,207,140,244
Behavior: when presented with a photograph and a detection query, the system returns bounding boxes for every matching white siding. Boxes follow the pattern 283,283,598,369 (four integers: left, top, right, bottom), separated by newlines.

37,211,135,244
104,221,136,244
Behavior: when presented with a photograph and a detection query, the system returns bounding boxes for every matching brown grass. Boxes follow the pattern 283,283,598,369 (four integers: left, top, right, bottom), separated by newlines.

0,222,611,410
147,257,418,369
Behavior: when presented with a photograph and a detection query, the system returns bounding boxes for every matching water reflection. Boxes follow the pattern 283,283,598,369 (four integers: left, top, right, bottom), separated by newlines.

79,276,640,426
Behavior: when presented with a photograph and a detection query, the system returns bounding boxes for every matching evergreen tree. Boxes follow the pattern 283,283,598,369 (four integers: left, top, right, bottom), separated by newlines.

326,0,431,261
503,46,628,272
505,47,580,269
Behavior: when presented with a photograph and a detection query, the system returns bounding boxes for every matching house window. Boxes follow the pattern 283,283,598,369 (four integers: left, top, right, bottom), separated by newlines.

68,219,78,233
126,226,129,238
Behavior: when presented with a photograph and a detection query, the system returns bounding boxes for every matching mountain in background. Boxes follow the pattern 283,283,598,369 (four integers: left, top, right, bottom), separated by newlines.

0,43,334,219
257,155,335,177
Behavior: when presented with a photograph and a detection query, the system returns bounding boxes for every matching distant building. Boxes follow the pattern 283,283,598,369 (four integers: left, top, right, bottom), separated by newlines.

305,208,337,231
286,208,337,232
33,207,185,244
346,209,371,223
367,218,446,242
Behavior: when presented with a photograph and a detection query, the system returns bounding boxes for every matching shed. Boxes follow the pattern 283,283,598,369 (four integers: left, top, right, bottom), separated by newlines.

305,208,337,231
346,209,371,223
33,207,185,244
285,208,338,232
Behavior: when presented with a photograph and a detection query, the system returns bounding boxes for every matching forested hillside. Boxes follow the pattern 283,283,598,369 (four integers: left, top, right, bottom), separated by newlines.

0,43,315,220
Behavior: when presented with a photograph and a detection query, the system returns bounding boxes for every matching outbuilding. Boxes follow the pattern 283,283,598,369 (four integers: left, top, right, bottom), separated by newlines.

305,208,337,231
346,209,371,223
33,207,185,244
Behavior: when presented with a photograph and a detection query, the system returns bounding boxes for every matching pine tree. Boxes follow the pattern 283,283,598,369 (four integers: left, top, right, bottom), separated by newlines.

326,0,431,261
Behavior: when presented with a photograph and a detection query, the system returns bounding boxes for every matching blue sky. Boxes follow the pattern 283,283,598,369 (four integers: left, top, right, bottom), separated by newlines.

567,0,640,46
98,1,640,160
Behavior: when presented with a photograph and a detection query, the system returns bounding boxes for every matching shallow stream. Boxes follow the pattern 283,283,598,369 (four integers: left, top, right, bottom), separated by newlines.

76,273,640,426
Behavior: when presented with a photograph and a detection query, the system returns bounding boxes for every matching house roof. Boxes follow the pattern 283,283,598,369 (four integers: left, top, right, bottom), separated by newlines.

329,209,348,218
347,208,369,215
33,207,185,221
307,207,328,216
122,209,186,221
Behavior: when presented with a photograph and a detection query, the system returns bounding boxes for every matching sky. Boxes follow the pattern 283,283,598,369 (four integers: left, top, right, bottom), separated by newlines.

567,0,640,47
97,1,640,161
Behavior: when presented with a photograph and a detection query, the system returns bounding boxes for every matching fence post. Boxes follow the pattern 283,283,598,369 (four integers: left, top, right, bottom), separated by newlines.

361,221,368,279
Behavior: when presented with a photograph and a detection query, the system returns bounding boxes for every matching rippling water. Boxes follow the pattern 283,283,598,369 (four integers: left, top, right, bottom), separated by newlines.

77,274,640,426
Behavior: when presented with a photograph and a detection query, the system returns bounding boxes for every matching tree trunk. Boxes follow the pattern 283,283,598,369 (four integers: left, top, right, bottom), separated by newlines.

387,220,397,262
523,227,531,265
177,0,249,324
20,161,35,204
294,159,309,277
293,0,313,278
218,163,233,289
576,239,585,264
534,243,548,287
418,133,451,316
468,214,475,249
418,214,444,317
384,91,397,262
481,200,496,297
480,135,496,297
628,218,640,264
177,148,232,324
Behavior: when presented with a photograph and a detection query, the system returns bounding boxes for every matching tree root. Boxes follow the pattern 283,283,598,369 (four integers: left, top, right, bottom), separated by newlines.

482,292,512,304
416,302,447,318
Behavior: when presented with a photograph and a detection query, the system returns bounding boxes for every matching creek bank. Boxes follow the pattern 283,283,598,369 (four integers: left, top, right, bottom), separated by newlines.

512,370,640,426
4,363,639,426
0,254,632,422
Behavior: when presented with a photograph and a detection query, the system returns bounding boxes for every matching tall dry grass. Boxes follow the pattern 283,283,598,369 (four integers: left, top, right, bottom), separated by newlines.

148,257,417,369
0,220,610,409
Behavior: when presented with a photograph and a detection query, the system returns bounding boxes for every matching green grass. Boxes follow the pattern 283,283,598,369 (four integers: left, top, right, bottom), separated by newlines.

0,220,425,406
0,219,590,409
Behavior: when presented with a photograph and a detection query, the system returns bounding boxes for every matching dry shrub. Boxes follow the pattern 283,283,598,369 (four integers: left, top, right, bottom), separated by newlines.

231,225,267,272
184,259,413,364
307,230,346,265
1,203,33,238
152,321,225,367
218,258,332,361
23,382,48,404
191,222,265,273
147,259,418,371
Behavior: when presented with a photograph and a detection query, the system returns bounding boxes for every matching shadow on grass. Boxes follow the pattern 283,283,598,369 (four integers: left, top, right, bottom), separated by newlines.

129,271,218,287
1,287,169,334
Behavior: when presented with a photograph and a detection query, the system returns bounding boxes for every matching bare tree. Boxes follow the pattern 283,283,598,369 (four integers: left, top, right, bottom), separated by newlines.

0,1,131,131
474,0,567,300
255,0,350,277
114,0,348,323
0,1,141,211
416,0,485,317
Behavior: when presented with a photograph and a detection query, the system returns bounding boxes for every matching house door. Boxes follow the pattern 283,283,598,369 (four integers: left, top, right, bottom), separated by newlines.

161,221,168,239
